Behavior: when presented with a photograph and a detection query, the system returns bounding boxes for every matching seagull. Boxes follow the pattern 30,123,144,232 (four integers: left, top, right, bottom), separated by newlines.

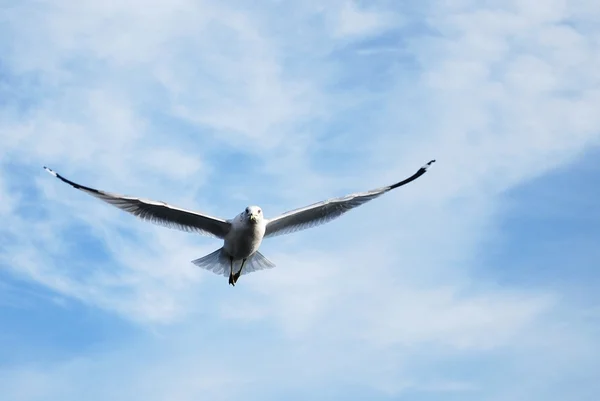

43,160,435,286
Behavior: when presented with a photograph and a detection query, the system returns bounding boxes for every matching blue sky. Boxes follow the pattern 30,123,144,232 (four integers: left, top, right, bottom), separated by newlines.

1,0,599,400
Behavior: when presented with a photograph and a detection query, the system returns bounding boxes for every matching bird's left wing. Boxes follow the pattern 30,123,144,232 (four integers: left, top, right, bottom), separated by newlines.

44,167,231,239
264,160,435,238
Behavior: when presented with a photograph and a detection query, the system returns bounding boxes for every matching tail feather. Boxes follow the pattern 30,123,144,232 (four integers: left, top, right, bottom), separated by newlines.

191,248,276,277
191,248,230,276
244,251,276,275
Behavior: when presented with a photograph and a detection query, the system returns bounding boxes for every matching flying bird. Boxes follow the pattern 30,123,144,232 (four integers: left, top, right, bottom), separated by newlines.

43,160,435,286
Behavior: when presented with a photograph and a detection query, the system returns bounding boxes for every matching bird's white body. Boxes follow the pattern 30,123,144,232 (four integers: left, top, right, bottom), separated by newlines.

223,206,266,260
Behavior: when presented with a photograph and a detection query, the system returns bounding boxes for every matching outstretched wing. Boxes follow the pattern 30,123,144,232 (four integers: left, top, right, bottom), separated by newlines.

44,167,231,239
264,160,435,238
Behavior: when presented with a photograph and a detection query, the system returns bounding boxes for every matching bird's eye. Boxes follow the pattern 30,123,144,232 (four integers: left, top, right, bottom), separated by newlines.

258,210,261,214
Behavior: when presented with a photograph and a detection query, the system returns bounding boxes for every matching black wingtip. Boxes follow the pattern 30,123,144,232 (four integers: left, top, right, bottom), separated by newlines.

423,159,436,169
388,159,436,190
43,166,58,177
43,166,84,190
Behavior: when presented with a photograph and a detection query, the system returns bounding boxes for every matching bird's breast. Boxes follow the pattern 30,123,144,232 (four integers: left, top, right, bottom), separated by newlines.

223,221,266,259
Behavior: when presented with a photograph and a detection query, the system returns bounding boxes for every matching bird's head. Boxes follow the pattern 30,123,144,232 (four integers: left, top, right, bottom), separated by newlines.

244,205,263,224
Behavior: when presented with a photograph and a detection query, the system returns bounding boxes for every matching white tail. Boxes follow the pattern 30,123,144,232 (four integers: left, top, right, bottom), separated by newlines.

191,248,276,277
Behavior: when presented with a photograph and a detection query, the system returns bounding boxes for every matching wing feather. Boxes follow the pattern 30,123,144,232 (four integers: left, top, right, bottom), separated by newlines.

44,167,231,239
264,160,435,238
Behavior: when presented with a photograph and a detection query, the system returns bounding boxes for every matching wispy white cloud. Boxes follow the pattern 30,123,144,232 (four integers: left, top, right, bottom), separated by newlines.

332,1,396,39
1,0,599,399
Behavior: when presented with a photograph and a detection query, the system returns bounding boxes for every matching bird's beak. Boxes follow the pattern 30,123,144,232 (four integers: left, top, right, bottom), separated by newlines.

249,214,258,223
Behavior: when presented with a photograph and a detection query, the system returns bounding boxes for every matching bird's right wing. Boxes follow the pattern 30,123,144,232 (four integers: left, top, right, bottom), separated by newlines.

44,167,231,239
264,160,435,238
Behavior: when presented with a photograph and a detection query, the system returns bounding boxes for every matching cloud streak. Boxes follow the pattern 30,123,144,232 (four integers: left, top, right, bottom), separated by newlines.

1,0,599,400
